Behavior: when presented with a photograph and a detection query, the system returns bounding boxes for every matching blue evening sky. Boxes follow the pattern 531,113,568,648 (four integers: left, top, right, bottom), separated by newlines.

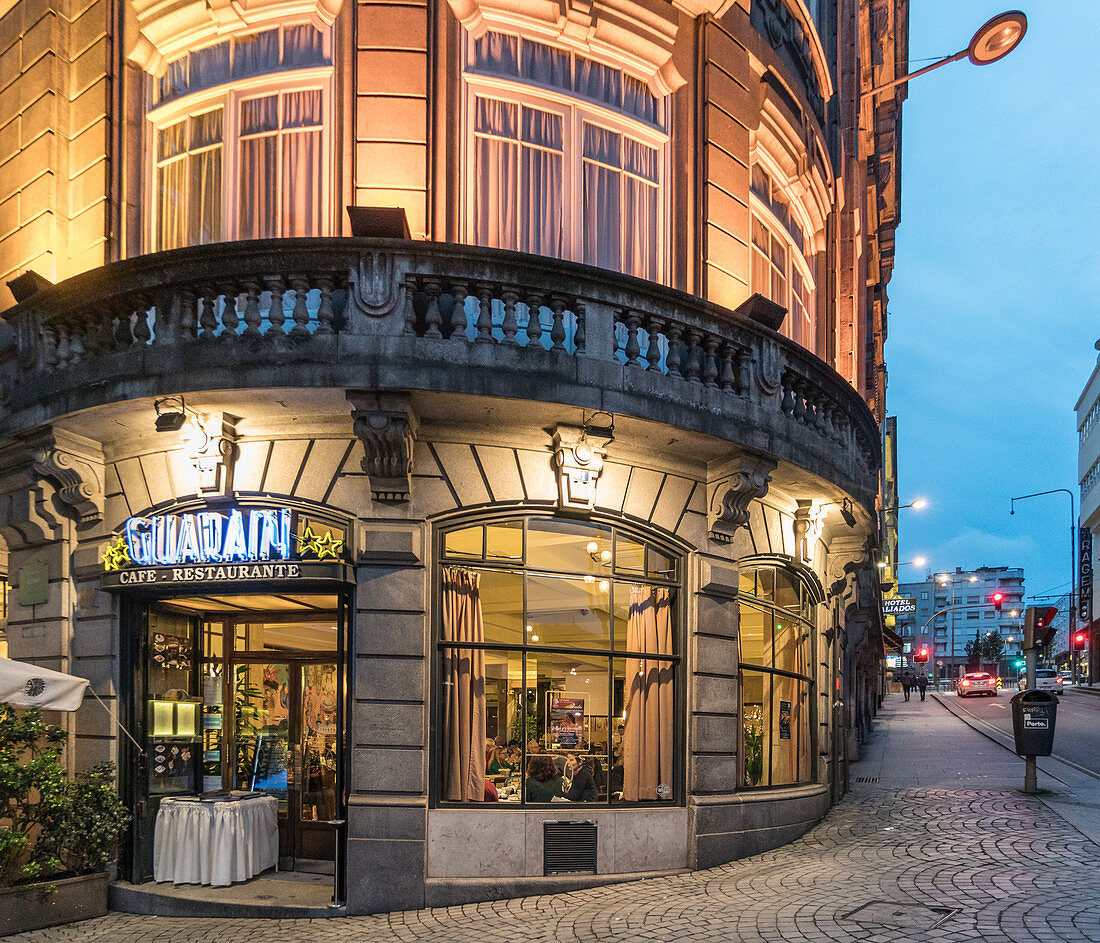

888,2,1099,603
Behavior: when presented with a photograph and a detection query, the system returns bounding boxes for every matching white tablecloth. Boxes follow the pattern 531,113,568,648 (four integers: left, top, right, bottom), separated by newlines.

153,796,279,886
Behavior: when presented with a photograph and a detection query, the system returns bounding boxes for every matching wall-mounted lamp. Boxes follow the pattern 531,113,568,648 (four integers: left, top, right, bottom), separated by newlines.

817,497,858,528
586,540,613,566
154,395,187,432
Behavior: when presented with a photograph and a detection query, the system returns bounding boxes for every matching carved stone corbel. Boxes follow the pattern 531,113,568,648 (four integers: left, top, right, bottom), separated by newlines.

348,391,418,503
345,250,407,327
706,450,777,543
28,428,105,526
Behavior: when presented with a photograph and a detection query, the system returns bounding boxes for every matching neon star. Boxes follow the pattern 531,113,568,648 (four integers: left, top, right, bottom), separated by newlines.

102,537,131,572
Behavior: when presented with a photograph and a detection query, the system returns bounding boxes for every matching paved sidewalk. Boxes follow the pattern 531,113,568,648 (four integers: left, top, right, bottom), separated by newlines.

12,696,1100,943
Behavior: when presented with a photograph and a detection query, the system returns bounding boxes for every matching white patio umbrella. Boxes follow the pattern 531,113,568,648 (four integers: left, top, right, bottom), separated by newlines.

0,656,142,750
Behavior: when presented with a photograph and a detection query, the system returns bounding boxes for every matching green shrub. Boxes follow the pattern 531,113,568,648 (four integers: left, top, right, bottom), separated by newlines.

0,705,129,887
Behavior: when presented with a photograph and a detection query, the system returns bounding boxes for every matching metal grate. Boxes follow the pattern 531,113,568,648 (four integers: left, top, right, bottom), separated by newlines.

853,777,880,783
544,821,597,875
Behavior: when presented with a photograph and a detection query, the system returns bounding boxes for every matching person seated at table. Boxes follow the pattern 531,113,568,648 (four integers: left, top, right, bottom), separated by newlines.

484,778,499,802
562,753,598,802
526,739,542,755
487,743,512,775
524,755,562,802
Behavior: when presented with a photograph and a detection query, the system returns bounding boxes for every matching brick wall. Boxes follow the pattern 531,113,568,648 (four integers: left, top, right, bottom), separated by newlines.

0,0,110,308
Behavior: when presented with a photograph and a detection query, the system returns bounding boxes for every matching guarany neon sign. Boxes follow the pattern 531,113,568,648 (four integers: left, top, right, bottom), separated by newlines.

118,508,293,568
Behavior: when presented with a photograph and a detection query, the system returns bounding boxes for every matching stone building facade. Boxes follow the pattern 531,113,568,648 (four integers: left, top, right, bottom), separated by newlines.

0,0,906,916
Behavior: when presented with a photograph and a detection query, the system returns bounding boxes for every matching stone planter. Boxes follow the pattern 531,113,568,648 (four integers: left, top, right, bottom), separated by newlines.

0,872,108,937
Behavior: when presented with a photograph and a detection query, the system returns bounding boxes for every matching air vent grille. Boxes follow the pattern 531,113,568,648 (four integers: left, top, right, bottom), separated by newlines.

544,821,597,875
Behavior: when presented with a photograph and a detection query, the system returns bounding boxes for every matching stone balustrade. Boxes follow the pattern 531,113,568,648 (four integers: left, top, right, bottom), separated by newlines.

0,238,879,501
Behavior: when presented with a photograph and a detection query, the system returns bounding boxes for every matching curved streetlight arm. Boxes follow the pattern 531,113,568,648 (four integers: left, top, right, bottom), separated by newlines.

862,50,967,101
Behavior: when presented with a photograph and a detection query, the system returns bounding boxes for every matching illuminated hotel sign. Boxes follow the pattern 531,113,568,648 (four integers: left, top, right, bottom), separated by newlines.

101,504,349,589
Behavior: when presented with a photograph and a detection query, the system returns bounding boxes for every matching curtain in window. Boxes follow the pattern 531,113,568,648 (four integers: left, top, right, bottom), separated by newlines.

233,29,279,78
441,567,487,802
621,139,657,280
283,25,326,67
622,585,673,801
157,122,187,249
281,90,323,237
576,57,621,109
583,124,621,271
521,39,570,88
472,31,519,76
622,74,658,124
519,106,562,257
239,96,279,239
474,98,518,250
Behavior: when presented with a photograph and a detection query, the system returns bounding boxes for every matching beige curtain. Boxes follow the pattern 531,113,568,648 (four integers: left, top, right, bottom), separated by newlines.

623,585,673,801
441,567,487,801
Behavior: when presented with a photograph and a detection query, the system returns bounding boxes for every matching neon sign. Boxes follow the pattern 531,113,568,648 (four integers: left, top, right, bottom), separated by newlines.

121,508,293,567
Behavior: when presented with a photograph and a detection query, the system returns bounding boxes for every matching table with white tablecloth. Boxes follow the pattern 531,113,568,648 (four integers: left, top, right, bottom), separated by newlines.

153,795,279,886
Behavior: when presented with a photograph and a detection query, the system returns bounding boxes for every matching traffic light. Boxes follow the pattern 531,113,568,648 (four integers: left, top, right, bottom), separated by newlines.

914,645,930,663
1014,658,1025,669
1023,606,1059,649
1073,630,1088,651
991,592,1005,612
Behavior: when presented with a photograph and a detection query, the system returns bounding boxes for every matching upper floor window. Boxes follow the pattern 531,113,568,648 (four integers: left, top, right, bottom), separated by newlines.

437,515,680,806
750,164,817,352
147,24,332,251
464,31,668,283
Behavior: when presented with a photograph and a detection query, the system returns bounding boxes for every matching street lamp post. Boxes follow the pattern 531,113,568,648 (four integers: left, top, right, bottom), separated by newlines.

1010,489,1077,683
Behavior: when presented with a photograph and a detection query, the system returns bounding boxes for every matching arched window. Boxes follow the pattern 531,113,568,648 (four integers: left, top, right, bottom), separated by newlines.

437,515,680,805
738,561,817,787
463,31,668,283
146,23,334,250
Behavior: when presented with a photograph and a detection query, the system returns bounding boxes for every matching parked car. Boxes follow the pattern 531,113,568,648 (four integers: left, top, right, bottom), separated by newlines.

1016,668,1064,694
956,672,998,697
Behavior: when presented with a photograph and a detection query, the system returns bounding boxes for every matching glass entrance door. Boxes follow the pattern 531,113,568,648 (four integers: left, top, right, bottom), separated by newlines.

231,660,338,872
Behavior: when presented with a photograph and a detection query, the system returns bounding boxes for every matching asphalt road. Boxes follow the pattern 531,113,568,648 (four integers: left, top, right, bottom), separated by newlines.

947,687,1100,777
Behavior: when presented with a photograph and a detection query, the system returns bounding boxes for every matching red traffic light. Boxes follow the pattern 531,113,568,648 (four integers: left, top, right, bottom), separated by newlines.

1073,631,1088,650
991,592,1005,611
914,645,930,663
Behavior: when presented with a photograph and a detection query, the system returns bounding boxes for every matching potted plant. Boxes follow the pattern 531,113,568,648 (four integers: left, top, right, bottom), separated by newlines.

0,704,129,936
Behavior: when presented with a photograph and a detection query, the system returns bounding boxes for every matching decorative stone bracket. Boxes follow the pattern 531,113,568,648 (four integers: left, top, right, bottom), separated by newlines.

27,428,105,526
348,391,419,503
188,413,240,495
793,499,825,566
706,451,777,543
553,426,606,513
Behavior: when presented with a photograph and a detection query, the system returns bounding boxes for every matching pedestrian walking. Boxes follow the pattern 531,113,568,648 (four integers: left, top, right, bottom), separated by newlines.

916,672,928,701
901,671,912,701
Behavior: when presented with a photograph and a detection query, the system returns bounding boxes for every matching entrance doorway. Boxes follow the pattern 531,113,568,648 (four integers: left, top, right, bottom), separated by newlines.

125,593,348,888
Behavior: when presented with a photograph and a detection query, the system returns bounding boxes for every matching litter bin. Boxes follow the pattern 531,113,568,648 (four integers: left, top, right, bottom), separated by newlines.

1010,690,1057,756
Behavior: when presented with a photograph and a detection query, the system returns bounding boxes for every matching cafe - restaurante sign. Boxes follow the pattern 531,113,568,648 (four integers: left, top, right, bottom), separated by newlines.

101,504,347,589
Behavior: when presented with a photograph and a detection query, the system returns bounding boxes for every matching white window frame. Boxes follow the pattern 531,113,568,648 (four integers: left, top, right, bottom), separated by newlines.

462,48,670,285
145,65,334,252
749,155,818,354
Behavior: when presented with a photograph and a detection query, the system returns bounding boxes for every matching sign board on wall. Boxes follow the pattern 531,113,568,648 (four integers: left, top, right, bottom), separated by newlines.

1081,527,1093,623
101,502,350,590
882,597,917,615
17,560,49,606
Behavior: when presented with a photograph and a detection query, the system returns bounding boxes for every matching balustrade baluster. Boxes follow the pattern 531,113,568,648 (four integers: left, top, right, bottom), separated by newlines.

316,275,336,335
501,289,519,346
525,291,544,348
67,317,85,364
684,330,703,383
475,286,493,344
402,277,418,335
133,294,153,346
266,278,286,338
623,312,642,367
199,289,218,340
450,281,470,344
645,316,663,372
573,301,586,352
793,383,807,422
702,336,719,388
115,305,135,347
41,320,58,368
179,288,197,340
242,281,263,339
220,285,239,340
665,324,682,378
549,297,567,351
55,321,71,366
718,342,736,391
780,383,795,415
422,278,444,338
289,276,311,339
737,350,752,395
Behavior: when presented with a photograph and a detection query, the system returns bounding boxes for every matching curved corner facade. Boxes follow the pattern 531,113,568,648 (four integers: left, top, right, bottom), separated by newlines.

0,0,906,915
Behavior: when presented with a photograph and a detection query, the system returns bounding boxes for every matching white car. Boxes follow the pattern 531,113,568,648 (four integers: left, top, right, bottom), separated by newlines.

1017,668,1064,694
956,672,998,697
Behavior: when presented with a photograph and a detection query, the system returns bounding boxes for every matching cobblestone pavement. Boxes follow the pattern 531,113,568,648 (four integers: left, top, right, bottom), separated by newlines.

13,701,1100,943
